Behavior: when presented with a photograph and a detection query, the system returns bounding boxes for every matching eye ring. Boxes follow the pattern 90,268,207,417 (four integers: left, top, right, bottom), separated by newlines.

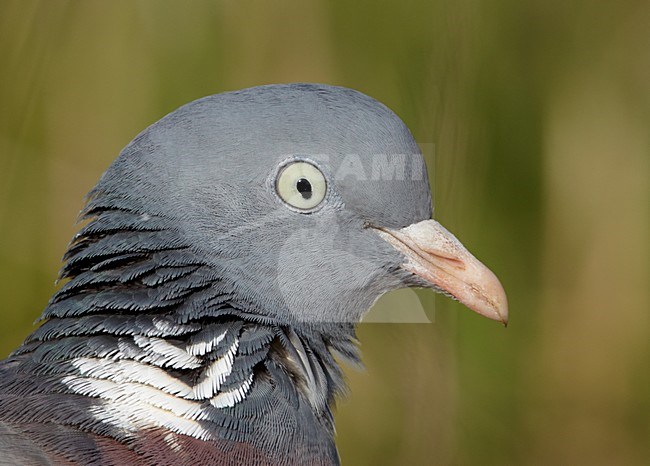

275,160,327,212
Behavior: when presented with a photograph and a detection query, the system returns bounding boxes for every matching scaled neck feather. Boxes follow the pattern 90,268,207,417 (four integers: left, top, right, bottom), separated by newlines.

11,203,360,450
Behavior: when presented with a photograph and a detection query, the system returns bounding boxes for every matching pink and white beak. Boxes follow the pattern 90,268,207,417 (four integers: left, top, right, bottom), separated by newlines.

375,219,508,325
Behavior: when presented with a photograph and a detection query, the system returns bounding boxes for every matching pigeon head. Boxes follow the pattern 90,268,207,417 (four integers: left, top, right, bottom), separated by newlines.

2,84,507,465
85,83,507,326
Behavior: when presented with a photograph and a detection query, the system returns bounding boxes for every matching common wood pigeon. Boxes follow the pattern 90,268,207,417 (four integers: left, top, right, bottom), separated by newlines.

0,84,507,465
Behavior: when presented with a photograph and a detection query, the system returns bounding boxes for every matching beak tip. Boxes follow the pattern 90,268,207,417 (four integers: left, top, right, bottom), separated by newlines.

467,279,509,326
483,303,509,327
468,269,509,326
499,310,509,327
492,289,509,327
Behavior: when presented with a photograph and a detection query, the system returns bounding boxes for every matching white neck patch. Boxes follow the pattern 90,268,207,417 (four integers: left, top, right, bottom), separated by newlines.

61,327,253,440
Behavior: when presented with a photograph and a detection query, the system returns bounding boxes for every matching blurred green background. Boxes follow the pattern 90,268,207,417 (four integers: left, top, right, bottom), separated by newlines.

0,1,648,464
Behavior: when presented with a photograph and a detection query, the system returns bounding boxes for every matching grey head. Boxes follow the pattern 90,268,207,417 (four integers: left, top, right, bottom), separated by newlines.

0,84,507,466
81,83,505,326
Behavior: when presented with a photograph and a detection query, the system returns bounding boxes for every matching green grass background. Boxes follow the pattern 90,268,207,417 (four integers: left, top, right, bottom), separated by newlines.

0,1,648,464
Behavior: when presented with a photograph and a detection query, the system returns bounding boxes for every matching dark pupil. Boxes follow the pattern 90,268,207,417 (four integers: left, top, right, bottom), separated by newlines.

296,178,312,200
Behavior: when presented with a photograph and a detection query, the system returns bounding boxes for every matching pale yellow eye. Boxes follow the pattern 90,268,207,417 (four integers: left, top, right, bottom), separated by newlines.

276,161,327,211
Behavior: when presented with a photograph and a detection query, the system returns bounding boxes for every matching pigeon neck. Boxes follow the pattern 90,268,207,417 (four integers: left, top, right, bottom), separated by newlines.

10,206,356,462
